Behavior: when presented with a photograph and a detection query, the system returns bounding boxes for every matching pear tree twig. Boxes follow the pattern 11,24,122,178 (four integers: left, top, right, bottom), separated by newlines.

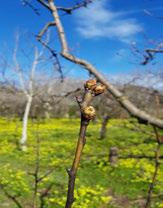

144,126,162,208
65,79,106,208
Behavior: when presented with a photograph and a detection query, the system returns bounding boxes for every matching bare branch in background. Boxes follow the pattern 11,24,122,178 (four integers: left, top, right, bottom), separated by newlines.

13,33,28,97
144,126,162,208
11,32,51,150
28,133,54,208
36,0,51,11
142,47,163,65
37,22,64,81
39,183,54,208
57,0,93,14
37,22,56,39
21,0,40,15
0,185,23,208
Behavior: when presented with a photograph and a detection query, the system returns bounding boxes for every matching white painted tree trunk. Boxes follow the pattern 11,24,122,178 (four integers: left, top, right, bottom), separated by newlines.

20,95,32,151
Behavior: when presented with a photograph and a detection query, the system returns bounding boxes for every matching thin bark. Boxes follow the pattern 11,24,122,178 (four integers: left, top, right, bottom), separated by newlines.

144,127,161,208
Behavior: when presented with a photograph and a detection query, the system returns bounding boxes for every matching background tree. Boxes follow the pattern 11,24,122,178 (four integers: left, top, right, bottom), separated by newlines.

0,32,55,150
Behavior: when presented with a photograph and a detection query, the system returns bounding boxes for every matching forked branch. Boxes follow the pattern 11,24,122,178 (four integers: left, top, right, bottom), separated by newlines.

37,0,163,129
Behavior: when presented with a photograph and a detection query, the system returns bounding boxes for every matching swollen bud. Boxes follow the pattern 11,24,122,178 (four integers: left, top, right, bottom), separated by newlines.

93,84,106,96
83,106,96,120
84,79,97,90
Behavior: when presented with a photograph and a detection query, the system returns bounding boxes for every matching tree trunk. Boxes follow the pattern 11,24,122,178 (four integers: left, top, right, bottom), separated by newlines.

99,115,109,139
20,95,32,151
109,147,118,166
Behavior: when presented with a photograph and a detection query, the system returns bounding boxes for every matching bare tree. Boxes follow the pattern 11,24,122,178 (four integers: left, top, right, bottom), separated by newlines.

13,34,45,150
0,32,52,150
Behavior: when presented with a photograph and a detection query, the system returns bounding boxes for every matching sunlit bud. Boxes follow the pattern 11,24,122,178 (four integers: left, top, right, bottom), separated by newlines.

93,84,106,95
84,79,97,90
83,106,96,120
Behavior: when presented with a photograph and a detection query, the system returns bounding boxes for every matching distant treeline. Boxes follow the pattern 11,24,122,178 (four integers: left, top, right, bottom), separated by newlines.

0,79,163,119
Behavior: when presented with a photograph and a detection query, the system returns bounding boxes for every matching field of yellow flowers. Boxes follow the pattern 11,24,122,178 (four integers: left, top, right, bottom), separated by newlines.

0,118,162,208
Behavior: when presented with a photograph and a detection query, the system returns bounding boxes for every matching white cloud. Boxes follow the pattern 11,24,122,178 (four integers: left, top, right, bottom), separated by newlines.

75,0,143,42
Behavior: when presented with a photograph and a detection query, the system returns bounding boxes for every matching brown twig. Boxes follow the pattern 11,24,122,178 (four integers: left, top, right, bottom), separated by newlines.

31,136,40,208
0,185,23,208
37,22,64,81
65,79,105,208
29,133,54,208
144,126,161,208
39,183,54,208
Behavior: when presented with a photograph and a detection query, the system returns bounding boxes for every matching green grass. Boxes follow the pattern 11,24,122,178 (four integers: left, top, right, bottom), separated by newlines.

0,118,162,208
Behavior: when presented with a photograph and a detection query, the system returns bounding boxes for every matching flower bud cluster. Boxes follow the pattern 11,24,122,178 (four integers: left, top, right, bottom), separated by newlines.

82,79,106,120
83,106,96,120
84,79,96,90
84,79,106,96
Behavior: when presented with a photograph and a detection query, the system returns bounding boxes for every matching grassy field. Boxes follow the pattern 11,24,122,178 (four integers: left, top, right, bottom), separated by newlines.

0,118,162,208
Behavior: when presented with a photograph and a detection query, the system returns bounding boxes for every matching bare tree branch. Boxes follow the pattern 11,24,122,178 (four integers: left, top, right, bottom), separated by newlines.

141,46,163,65
44,0,163,128
144,126,162,208
36,0,51,11
0,185,23,208
39,183,54,208
21,0,40,15
37,22,56,39
37,22,64,81
13,33,28,96
57,0,93,14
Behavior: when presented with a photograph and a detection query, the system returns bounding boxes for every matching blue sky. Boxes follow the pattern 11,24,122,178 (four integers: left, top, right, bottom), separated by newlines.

0,0,163,82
